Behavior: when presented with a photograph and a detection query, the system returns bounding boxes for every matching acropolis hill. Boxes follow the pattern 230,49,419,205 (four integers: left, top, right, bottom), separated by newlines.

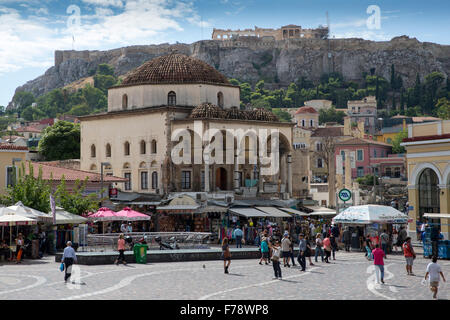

12,35,450,102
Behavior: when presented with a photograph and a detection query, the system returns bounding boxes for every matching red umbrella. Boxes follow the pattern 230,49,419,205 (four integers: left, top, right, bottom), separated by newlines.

87,207,121,221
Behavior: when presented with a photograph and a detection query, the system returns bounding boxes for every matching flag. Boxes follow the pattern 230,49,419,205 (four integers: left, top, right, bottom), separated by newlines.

50,194,56,225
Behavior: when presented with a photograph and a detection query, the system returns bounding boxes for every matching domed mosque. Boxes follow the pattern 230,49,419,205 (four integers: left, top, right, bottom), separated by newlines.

80,52,293,197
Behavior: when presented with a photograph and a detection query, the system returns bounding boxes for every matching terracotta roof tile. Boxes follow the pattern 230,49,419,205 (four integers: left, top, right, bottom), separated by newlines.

120,52,230,86
295,106,318,114
0,143,28,151
26,162,127,183
336,137,392,147
311,127,343,137
16,126,42,133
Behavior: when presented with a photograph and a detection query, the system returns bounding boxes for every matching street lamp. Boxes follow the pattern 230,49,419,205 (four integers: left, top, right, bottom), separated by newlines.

100,162,111,205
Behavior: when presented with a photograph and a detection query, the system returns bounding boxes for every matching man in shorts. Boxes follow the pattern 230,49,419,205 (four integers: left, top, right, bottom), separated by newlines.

281,231,291,267
425,256,446,299
402,237,416,276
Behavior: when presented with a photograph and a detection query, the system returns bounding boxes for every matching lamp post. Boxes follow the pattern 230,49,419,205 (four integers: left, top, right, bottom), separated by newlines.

100,162,111,206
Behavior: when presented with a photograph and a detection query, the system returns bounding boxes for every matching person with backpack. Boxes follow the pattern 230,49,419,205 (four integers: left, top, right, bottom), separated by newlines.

271,240,282,280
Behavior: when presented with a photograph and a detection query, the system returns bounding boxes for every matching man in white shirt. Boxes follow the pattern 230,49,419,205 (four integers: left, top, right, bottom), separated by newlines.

425,256,446,299
120,223,127,234
281,232,291,267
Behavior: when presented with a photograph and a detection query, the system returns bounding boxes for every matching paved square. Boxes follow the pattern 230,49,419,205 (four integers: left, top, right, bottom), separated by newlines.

0,251,448,300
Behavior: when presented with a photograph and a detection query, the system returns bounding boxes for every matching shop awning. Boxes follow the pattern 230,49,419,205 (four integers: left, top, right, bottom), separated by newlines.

198,206,229,213
229,208,269,218
307,206,337,216
156,205,200,214
279,207,308,217
424,213,450,219
255,207,292,218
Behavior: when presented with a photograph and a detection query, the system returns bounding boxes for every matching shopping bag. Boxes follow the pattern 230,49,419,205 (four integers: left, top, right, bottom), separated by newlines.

60,263,65,272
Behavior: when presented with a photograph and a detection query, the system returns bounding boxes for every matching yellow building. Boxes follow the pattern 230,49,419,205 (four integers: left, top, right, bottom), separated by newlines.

401,120,450,239
0,144,28,194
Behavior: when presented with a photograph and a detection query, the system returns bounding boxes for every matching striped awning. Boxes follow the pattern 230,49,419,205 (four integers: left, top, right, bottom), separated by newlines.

229,208,269,218
255,207,291,218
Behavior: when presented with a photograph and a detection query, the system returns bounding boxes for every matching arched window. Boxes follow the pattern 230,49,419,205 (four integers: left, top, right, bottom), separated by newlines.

217,92,224,108
140,140,146,154
90,144,96,158
152,171,158,189
151,140,157,154
167,91,176,106
122,94,128,110
106,143,111,157
124,141,130,156
310,119,314,127
301,119,305,127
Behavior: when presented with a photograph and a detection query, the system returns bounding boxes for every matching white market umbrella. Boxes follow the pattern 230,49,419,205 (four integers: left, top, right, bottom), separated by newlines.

0,213,37,257
7,201,53,223
46,207,88,225
332,205,412,225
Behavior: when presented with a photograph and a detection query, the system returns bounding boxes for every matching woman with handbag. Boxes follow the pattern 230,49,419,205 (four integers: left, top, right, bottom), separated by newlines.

222,238,231,274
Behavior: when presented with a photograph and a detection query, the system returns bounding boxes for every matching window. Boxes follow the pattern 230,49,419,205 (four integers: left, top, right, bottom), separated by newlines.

90,144,96,158
167,91,176,106
317,158,323,168
316,142,323,151
124,172,131,190
201,170,205,190
217,92,224,108
385,168,392,177
394,167,401,178
124,141,130,156
181,171,191,189
6,166,15,187
374,149,377,158
106,144,111,157
151,140,157,154
140,171,148,190
152,171,158,189
301,119,305,127
386,138,392,144
122,94,128,110
341,150,345,161
310,119,314,127
140,140,146,154
357,167,364,177
357,149,363,161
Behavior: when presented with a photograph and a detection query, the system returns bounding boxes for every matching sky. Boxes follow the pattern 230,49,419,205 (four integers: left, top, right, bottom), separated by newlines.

0,0,449,107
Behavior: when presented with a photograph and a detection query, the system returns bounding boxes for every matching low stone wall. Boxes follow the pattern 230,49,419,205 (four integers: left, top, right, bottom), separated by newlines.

55,248,300,265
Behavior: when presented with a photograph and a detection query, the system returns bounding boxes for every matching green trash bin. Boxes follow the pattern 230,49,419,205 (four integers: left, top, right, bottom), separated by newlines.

133,243,148,264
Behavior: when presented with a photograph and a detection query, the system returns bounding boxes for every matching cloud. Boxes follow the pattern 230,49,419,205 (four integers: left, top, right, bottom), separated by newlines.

0,0,205,76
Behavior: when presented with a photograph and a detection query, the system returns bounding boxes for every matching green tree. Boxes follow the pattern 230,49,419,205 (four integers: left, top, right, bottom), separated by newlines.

319,107,346,125
12,91,35,112
97,63,115,76
38,121,80,160
252,98,271,110
392,129,408,154
82,85,107,111
0,162,51,212
94,74,117,94
272,109,292,122
436,97,450,119
55,176,100,216
68,103,91,116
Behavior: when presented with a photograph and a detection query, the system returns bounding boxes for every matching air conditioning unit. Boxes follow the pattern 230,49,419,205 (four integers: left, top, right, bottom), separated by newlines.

196,193,206,201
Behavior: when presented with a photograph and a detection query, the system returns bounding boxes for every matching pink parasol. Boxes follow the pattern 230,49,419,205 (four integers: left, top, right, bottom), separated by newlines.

115,207,151,221
87,207,121,221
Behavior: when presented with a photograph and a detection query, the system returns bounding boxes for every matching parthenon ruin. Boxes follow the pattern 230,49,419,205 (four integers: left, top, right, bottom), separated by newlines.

212,24,329,41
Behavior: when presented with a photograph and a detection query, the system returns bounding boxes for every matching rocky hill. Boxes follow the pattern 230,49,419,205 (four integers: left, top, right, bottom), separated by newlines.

10,36,450,105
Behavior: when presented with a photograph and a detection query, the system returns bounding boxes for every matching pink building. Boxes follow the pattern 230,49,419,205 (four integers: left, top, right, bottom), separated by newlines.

334,138,405,179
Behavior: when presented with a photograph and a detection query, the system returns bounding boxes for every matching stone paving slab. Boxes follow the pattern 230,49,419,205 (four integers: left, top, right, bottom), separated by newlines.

1,250,448,300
